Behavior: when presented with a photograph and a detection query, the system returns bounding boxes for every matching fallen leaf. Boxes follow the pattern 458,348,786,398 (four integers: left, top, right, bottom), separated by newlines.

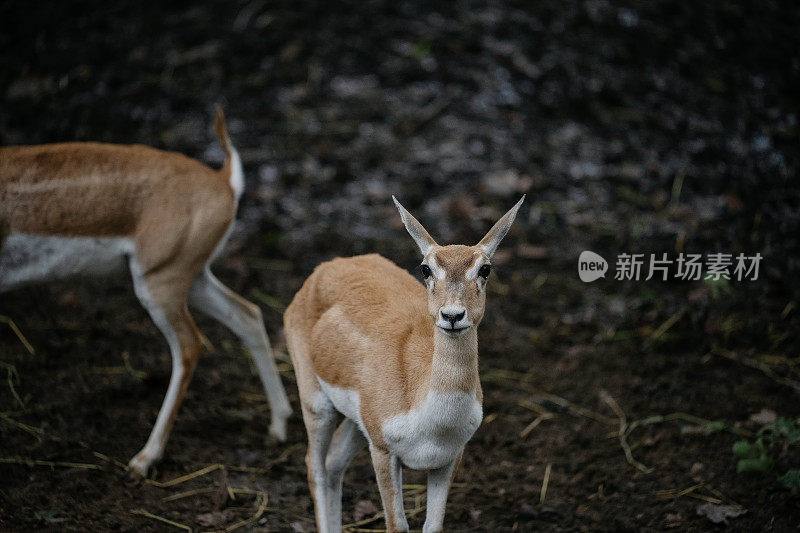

696,503,746,524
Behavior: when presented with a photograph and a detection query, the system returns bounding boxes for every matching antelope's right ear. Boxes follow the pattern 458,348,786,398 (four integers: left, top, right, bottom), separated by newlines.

392,196,439,256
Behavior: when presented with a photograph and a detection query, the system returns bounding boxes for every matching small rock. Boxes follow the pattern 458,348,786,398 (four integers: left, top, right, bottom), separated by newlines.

353,500,378,522
291,520,316,532
696,503,746,524
749,408,776,426
196,512,227,527
664,512,683,528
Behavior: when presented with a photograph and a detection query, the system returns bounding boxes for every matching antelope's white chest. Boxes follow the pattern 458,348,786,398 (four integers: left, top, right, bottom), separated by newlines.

382,390,482,470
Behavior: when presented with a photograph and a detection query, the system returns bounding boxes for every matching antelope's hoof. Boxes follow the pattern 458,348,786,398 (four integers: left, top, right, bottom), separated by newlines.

269,418,288,442
128,452,154,478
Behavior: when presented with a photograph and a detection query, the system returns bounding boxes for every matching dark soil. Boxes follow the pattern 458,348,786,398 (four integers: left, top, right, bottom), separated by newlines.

1,1,799,531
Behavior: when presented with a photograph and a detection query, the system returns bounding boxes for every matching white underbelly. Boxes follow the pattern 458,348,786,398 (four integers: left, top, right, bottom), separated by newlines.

0,233,133,292
381,390,482,470
316,378,370,439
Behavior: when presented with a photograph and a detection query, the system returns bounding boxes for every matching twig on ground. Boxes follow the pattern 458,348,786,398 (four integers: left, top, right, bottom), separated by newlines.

122,352,147,381
217,492,269,532
162,486,265,503
600,389,753,474
145,463,223,488
626,412,751,438
131,508,192,532
710,347,800,392
599,390,653,474
0,413,43,441
84,353,146,381
646,306,688,345
0,361,25,408
0,315,35,354
520,412,555,438
540,463,552,504
92,451,128,470
483,412,499,424
161,487,215,502
0,457,103,470
523,393,616,425
654,484,724,504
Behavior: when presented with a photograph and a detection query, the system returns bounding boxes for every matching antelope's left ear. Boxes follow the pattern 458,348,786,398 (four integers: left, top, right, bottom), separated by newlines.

477,195,525,257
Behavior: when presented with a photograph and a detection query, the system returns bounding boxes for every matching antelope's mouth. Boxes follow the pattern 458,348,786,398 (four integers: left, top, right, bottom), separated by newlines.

438,325,469,335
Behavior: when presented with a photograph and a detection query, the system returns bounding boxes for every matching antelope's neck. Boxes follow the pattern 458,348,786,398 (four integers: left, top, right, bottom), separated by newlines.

428,328,479,394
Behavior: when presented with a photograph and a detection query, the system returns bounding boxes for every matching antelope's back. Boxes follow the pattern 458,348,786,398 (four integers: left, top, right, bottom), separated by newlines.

0,142,231,239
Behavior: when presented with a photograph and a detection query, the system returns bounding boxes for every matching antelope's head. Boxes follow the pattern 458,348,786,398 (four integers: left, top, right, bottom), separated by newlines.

393,196,524,337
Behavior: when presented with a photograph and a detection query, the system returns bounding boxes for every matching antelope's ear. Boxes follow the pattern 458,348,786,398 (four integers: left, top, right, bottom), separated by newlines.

392,196,438,256
477,195,525,257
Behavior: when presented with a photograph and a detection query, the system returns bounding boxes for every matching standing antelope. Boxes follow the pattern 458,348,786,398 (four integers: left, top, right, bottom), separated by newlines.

284,196,524,532
0,109,292,476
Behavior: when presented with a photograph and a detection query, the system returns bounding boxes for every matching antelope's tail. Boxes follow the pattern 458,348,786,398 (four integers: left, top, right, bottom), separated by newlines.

213,105,244,202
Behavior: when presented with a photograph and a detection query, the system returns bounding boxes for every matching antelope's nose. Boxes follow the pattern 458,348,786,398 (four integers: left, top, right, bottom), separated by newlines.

440,308,466,327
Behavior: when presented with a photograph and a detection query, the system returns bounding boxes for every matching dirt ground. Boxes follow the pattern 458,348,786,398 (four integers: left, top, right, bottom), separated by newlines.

1,1,799,531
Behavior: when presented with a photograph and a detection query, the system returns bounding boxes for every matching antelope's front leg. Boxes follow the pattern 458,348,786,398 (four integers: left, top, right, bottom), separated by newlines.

369,445,409,532
422,452,462,533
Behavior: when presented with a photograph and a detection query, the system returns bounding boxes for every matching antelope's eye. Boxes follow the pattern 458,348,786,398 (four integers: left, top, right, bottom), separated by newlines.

421,264,432,279
478,264,491,279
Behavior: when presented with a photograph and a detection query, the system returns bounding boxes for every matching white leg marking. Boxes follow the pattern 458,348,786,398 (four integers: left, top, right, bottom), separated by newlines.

325,419,368,530
306,392,338,533
189,269,292,440
422,457,459,533
391,455,410,532
127,258,184,477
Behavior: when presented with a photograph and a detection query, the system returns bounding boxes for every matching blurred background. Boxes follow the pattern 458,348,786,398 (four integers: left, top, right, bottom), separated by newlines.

1,1,798,530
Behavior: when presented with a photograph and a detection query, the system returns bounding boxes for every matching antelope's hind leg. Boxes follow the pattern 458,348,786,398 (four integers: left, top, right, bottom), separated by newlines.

301,393,339,533
286,325,340,533
189,269,292,439
325,418,368,530
128,260,202,477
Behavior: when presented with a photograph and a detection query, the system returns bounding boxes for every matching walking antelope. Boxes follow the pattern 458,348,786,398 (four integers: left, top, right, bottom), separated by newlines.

284,196,524,532
0,109,292,476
